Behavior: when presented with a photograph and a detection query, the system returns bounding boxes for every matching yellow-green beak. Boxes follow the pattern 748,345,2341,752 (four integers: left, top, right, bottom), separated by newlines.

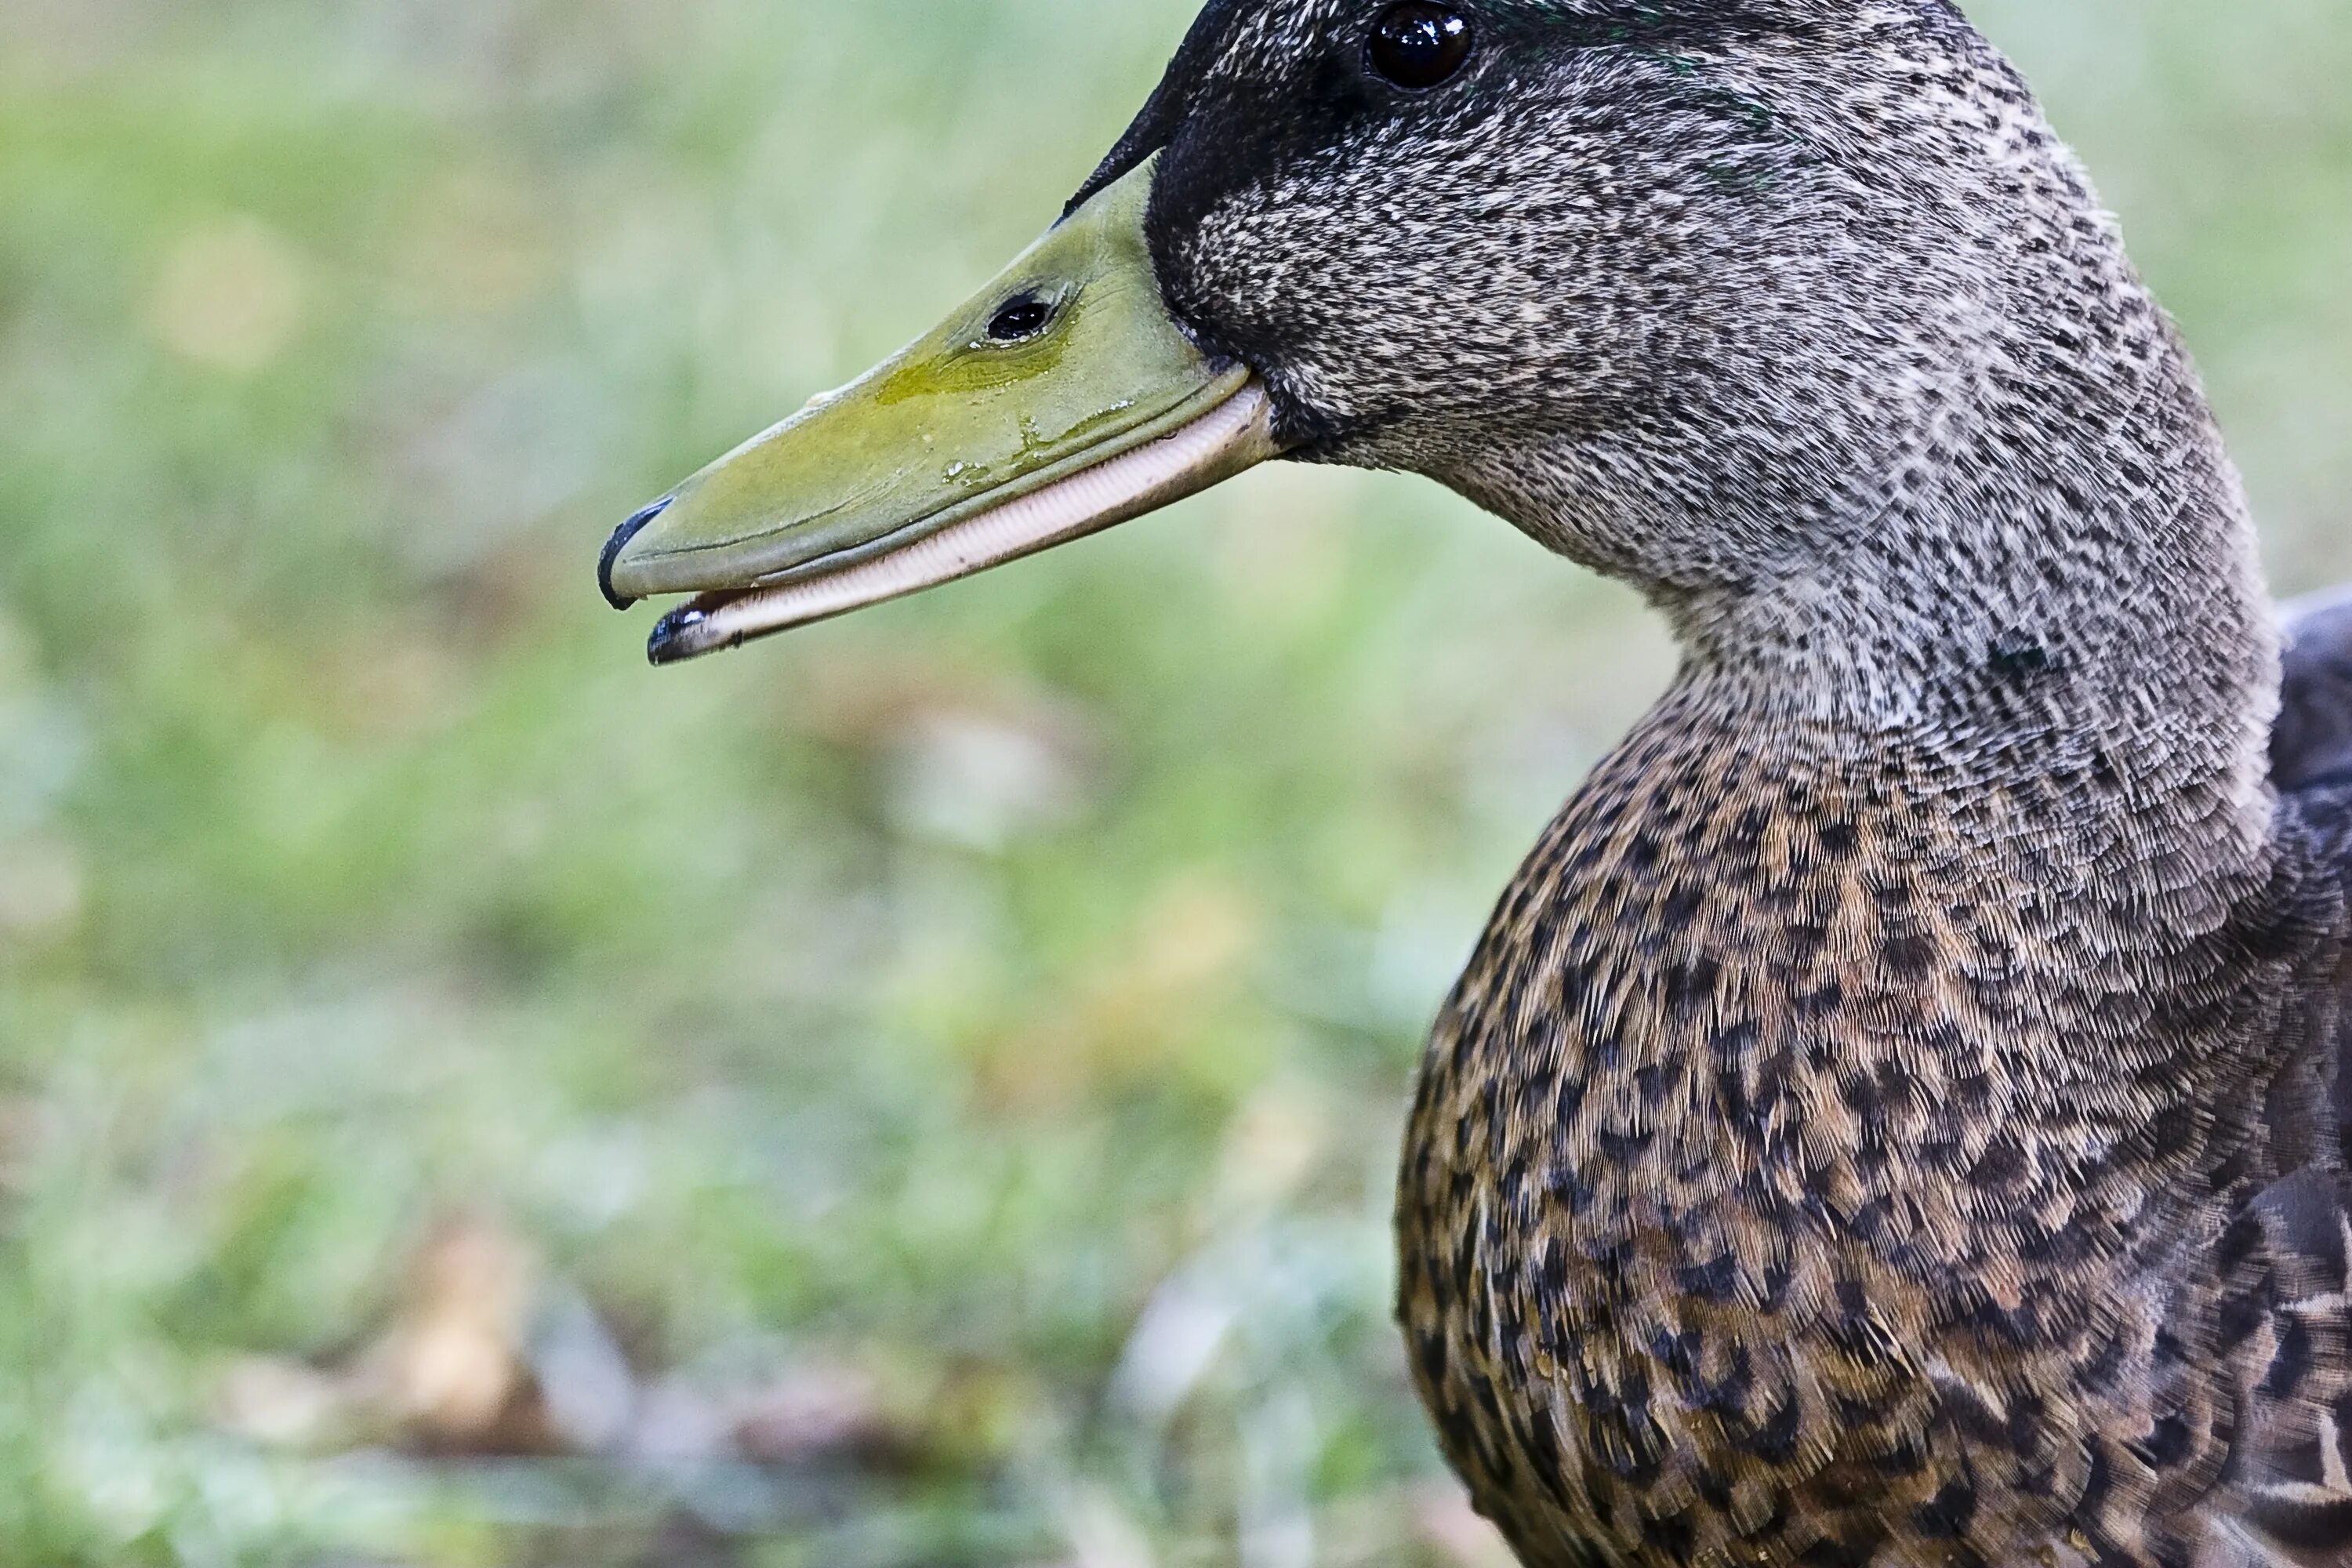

600,157,1279,664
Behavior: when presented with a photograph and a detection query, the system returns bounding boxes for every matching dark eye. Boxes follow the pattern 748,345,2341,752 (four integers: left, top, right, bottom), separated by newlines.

986,295,1056,342
1369,2,1474,91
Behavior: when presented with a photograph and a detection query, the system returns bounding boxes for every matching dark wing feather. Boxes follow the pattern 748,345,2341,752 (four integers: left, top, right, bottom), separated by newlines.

2276,589,2352,1145
2233,592,2352,1568
2278,589,2352,800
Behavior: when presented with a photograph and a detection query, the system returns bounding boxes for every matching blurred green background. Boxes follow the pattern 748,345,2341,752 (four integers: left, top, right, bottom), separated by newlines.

0,1,2346,1564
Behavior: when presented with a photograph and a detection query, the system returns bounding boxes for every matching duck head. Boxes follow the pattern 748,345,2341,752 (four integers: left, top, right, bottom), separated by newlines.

604,0,2242,707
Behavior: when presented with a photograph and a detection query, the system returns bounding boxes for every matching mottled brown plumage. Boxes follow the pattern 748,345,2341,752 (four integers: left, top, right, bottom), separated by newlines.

1399,677,2350,1568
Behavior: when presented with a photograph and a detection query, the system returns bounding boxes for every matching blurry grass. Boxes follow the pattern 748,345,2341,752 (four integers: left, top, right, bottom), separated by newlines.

0,2,2347,1565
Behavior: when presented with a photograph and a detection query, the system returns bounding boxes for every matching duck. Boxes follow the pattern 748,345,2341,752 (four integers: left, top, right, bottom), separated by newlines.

597,3,2352,1566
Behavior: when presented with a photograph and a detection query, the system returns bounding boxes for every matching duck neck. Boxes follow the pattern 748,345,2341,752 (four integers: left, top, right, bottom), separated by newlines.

1651,336,2281,849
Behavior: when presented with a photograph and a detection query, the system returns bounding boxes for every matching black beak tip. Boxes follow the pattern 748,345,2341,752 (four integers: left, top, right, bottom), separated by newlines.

600,499,673,612
647,604,710,667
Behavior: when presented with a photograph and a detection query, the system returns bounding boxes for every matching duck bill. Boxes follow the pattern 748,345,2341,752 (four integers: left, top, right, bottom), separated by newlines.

599,156,1279,665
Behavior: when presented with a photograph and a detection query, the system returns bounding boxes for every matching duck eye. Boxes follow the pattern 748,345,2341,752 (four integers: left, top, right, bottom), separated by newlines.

1368,2,1474,91
986,295,1056,343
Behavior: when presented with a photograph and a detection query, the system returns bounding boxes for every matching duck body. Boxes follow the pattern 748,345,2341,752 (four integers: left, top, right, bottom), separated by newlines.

1346,15,2352,1564
1389,71,2352,1541
1388,38,2352,1560
1400,682,2348,1568
601,2,2352,1563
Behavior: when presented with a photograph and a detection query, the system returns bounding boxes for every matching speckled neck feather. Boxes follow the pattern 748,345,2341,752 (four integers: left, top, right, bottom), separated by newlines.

1082,2,2352,1565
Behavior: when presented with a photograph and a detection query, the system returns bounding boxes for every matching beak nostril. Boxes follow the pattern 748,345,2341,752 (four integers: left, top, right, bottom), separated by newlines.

986,294,1057,343
600,498,673,611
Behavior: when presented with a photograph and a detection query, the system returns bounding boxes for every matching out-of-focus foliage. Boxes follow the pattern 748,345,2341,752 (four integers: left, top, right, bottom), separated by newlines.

0,1,2344,1563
